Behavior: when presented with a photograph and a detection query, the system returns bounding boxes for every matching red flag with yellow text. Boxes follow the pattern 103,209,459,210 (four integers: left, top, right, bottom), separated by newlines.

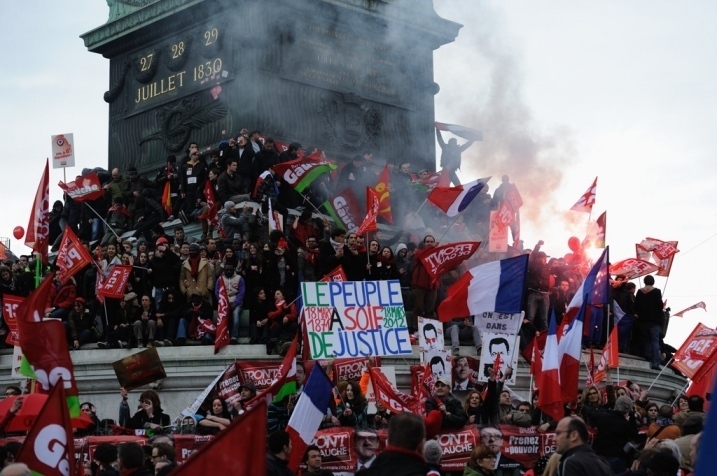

371,165,392,224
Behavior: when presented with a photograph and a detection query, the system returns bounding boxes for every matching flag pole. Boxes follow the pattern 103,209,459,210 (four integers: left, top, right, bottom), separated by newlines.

663,275,671,298
646,357,674,393
85,202,122,242
34,252,41,288
365,232,370,276
405,198,428,229
436,213,462,245
671,382,690,406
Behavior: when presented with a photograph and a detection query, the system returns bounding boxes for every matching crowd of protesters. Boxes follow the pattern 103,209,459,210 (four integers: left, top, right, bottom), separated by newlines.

0,128,697,476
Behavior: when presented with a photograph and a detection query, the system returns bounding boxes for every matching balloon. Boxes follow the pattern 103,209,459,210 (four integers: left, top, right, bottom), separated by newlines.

568,236,581,252
12,226,24,240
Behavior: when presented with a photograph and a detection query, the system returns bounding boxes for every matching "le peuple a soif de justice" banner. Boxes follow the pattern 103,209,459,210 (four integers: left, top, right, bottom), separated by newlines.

302,280,413,359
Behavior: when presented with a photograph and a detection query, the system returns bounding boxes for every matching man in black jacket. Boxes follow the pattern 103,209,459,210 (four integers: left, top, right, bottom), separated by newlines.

556,416,613,476
424,377,467,430
359,412,427,476
148,237,181,309
267,430,295,476
582,395,640,474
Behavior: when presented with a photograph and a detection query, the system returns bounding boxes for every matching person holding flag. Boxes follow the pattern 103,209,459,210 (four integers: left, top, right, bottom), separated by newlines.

411,235,439,321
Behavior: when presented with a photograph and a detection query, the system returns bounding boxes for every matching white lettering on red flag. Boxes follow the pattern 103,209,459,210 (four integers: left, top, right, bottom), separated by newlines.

419,242,480,284
671,323,717,379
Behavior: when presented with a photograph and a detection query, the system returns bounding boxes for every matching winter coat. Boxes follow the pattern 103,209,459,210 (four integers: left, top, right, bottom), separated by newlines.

179,258,214,300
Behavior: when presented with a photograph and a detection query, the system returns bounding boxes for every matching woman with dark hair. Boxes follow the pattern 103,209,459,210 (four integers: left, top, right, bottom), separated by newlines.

121,388,170,430
130,252,151,297
643,402,659,426
264,239,297,292
377,246,399,281
250,287,271,345
267,288,298,343
464,445,497,476
364,239,381,280
241,243,263,299
197,398,232,435
337,381,368,428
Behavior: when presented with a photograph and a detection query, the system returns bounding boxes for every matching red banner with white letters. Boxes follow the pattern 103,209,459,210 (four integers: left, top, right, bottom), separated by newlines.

58,172,104,203
609,258,659,279
25,159,50,261
97,265,132,299
3,295,24,346
368,366,425,416
215,279,230,354
419,241,481,284
671,323,717,379
56,226,93,284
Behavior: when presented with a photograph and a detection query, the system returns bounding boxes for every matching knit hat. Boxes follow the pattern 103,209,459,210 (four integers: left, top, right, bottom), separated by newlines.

189,243,201,252
224,200,235,211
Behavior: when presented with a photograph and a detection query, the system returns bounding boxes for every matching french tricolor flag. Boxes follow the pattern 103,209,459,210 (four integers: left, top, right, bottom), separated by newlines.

561,247,610,328
428,177,491,217
286,364,334,472
437,254,528,321
538,310,563,422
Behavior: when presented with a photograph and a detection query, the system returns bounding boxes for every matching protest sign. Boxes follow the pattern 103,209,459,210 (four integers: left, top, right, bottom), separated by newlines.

332,357,379,384
475,310,524,336
3,295,23,346
418,317,444,355
451,355,481,392
112,347,166,390
302,280,412,359
488,210,509,252
10,346,23,378
671,323,717,379
478,333,520,385
51,133,75,169
425,348,451,382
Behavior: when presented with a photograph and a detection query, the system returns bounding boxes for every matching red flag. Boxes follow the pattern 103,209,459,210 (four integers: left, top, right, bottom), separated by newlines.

368,366,425,415
594,326,618,385
55,226,93,285
215,279,230,354
609,258,659,280
272,156,337,193
538,313,563,421
248,337,297,406
58,172,104,203
409,363,435,401
322,187,363,235
371,165,393,224
0,242,7,261
671,323,717,379
320,265,348,283
198,179,219,227
419,242,480,285
673,301,707,317
586,347,596,386
96,265,132,299
17,273,80,416
16,380,75,476
173,399,267,474
569,177,597,213
531,332,544,390
161,181,172,216
3,295,24,346
356,188,379,235
25,159,51,261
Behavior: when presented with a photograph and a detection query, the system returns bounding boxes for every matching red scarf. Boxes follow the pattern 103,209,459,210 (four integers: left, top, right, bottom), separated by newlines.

109,204,131,218
188,256,201,278
305,248,320,266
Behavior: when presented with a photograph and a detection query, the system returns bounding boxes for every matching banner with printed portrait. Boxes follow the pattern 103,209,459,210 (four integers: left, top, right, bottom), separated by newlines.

478,333,520,385
302,280,412,359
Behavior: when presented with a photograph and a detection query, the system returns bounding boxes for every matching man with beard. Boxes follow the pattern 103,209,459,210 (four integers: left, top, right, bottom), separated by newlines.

297,235,320,282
